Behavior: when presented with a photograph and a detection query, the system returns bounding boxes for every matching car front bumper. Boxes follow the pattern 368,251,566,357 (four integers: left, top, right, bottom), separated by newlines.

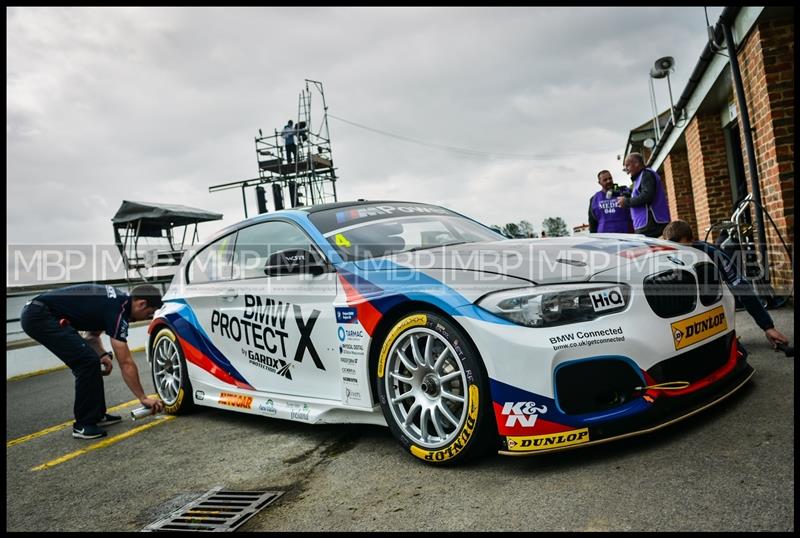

497,334,753,455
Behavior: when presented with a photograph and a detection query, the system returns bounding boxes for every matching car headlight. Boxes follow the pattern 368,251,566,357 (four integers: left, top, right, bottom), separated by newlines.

476,283,631,328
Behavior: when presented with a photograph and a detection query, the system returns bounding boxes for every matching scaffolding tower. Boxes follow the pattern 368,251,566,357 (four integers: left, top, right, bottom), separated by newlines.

209,80,338,216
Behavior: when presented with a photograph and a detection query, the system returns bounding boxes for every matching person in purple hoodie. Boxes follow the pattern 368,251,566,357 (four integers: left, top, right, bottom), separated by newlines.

588,169,634,233
617,152,671,237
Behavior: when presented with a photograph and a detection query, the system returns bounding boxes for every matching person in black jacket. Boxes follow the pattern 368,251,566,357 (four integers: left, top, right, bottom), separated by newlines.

618,153,671,237
662,220,789,349
20,284,165,439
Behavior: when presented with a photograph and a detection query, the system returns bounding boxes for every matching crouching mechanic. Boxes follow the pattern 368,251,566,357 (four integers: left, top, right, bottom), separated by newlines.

20,283,165,439
662,220,790,350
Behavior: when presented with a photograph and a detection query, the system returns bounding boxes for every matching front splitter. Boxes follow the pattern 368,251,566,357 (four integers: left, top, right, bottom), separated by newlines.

497,364,754,457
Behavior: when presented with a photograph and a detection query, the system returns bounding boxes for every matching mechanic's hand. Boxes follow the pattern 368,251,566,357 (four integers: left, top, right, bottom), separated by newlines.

617,197,627,208
141,397,164,414
100,356,113,376
765,328,789,348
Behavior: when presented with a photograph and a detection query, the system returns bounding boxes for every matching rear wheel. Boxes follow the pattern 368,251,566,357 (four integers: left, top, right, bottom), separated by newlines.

375,312,496,465
150,327,195,414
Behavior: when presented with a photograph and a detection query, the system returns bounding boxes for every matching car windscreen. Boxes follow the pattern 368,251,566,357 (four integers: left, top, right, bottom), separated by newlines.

309,204,504,261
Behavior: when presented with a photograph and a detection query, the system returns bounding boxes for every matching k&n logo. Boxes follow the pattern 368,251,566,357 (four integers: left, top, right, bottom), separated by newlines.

501,401,548,428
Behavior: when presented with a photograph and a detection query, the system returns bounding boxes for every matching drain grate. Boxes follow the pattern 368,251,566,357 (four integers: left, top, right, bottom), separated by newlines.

143,487,283,532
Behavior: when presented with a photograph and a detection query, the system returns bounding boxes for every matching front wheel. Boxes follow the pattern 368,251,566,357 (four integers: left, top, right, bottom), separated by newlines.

375,312,496,465
150,326,195,414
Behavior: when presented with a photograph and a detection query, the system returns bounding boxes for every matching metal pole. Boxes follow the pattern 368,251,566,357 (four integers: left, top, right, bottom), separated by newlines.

665,72,676,126
722,21,769,280
648,78,661,140
241,185,248,219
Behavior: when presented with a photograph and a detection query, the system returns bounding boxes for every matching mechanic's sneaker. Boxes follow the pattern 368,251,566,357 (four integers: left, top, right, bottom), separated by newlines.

96,413,122,427
72,424,107,439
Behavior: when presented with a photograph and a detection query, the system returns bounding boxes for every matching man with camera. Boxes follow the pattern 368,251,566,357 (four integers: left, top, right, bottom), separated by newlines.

617,153,671,237
588,170,634,233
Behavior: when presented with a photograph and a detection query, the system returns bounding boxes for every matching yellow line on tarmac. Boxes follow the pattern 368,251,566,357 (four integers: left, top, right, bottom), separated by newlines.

6,395,157,448
7,365,70,381
31,415,175,471
8,346,146,382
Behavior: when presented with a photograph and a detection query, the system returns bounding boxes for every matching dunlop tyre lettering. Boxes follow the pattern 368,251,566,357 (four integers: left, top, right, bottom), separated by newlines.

165,388,184,414
375,312,497,466
150,326,195,415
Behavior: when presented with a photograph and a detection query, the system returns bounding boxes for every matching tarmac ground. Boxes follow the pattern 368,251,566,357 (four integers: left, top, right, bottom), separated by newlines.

5,307,794,532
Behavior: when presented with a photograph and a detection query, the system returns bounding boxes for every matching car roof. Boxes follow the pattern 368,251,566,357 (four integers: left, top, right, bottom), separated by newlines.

298,200,441,214
203,200,447,244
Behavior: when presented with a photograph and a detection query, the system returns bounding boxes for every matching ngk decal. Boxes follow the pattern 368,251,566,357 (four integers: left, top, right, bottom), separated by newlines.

501,401,548,428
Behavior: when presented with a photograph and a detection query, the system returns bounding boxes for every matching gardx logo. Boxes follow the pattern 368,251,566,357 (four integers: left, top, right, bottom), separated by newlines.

670,305,727,350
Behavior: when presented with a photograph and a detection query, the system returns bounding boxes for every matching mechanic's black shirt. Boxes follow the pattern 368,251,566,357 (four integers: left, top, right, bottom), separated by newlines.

690,241,774,331
36,284,132,342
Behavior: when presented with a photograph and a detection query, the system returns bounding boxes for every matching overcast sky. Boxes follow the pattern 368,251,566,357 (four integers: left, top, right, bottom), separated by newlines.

8,6,725,248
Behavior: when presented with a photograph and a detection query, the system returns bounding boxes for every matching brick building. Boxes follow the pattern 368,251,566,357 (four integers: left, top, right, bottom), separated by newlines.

624,6,794,294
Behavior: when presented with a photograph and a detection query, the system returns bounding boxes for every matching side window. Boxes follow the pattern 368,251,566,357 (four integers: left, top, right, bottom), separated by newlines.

186,233,235,284
232,220,314,280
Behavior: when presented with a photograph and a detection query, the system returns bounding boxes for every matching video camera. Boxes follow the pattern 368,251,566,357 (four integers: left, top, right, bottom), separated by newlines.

605,183,632,199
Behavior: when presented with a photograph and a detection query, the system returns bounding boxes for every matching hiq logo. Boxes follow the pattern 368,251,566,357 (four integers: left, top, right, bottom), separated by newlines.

335,307,358,324
589,287,625,312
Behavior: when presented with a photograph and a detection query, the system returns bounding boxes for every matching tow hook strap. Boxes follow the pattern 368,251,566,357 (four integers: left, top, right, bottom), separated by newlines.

634,381,691,391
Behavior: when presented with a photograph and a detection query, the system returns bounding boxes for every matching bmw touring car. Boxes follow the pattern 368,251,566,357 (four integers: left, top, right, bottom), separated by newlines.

147,200,754,465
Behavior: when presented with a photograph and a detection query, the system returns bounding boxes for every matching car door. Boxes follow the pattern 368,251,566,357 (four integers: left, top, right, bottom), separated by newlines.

218,219,340,400
182,231,236,338
180,232,250,381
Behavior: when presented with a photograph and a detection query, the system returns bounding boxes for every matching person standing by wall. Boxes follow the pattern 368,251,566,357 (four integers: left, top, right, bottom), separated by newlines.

618,152,671,237
588,169,634,233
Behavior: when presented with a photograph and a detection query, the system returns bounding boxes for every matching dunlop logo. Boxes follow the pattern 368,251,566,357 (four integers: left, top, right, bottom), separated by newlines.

506,428,590,452
670,305,727,350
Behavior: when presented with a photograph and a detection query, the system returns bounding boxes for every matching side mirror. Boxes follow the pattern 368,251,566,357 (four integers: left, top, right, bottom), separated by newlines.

263,249,329,277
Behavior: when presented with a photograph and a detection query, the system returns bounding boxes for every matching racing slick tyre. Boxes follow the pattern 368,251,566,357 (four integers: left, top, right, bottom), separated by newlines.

150,326,195,414
376,311,496,465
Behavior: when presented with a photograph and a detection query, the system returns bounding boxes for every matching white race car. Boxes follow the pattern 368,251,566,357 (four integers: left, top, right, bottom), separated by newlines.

147,201,753,465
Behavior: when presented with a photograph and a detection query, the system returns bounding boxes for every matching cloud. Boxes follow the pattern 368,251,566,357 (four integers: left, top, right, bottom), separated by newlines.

8,6,717,251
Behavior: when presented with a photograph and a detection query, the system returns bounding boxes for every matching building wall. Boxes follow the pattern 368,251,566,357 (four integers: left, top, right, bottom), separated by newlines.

662,146,698,238
684,113,731,240
737,17,794,293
